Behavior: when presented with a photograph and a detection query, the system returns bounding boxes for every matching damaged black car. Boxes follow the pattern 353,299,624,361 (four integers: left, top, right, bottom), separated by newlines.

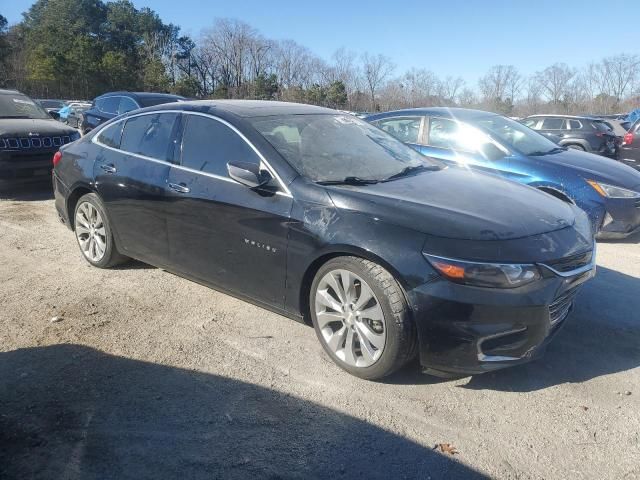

53,101,595,380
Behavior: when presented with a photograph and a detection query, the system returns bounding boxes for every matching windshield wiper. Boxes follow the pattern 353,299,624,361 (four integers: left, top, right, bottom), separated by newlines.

528,147,566,156
381,164,439,182
316,176,381,186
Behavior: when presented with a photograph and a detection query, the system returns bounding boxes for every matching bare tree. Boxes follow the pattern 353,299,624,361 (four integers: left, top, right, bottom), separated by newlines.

478,65,522,110
361,52,394,111
535,63,575,109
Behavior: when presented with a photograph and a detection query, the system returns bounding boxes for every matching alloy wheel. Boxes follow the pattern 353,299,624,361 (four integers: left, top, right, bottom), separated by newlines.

314,269,386,368
75,202,107,263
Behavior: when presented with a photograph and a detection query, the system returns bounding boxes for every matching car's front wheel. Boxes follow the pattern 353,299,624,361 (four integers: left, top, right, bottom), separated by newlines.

310,256,416,380
74,193,128,268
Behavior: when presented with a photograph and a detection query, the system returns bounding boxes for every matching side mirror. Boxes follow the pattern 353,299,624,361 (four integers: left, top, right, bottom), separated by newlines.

480,143,507,161
227,161,272,189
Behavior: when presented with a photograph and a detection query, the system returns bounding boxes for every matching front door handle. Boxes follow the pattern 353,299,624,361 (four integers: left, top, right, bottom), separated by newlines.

168,182,190,194
100,163,116,174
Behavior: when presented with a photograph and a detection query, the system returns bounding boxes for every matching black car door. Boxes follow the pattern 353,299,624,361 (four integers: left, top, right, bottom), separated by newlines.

165,113,293,307
85,96,119,131
94,112,181,266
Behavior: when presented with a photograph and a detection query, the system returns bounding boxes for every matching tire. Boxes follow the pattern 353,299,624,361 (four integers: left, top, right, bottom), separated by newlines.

310,256,416,380
73,193,128,268
567,144,585,151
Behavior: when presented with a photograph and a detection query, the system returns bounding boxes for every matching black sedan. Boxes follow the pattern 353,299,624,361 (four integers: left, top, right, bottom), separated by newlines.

53,101,595,380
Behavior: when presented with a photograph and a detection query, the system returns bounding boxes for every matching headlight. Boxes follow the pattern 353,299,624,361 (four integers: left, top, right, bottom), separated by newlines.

586,180,640,199
424,254,541,289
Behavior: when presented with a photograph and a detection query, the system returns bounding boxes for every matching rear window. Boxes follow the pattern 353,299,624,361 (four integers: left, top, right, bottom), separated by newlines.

593,121,612,132
137,96,183,108
541,118,566,130
120,113,179,161
96,122,124,149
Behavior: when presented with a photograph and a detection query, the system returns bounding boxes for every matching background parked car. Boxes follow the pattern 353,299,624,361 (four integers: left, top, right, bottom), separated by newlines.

36,99,66,118
64,104,92,129
620,119,640,170
367,108,640,239
80,92,185,134
521,115,619,158
0,89,79,185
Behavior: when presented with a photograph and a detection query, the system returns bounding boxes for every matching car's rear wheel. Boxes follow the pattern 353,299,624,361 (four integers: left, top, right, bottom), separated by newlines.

74,193,128,268
567,144,585,151
310,256,416,380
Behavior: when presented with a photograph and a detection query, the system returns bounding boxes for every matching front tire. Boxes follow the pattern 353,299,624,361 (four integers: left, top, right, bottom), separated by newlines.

310,256,416,380
74,193,128,268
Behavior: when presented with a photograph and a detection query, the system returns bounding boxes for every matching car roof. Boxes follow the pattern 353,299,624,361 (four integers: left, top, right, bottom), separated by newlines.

154,99,336,117
97,91,184,100
367,107,499,121
525,114,602,121
0,89,25,96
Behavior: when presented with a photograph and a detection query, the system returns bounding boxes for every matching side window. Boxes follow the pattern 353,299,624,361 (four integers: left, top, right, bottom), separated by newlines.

522,118,539,128
428,117,463,150
120,113,179,161
569,120,582,129
97,96,120,115
96,122,124,149
541,118,566,130
118,97,138,115
375,117,422,144
180,115,261,177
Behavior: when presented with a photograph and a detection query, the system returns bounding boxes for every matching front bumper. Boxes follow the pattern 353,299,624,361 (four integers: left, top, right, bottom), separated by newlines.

596,197,640,239
0,150,55,184
407,257,595,376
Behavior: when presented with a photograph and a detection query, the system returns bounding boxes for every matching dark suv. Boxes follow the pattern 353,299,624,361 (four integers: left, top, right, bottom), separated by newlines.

0,89,79,185
80,92,184,134
522,115,619,158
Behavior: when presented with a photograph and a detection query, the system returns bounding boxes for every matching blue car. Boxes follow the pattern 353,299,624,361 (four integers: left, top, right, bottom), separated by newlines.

366,108,640,239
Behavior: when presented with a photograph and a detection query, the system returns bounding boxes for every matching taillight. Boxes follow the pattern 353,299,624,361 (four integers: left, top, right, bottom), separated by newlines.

52,151,62,167
624,132,634,145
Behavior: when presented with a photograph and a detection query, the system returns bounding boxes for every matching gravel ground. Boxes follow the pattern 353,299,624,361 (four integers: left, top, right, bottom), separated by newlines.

1,184,639,480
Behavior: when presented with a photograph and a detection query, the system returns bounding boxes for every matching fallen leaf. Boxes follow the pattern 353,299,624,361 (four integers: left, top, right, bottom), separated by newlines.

434,443,458,455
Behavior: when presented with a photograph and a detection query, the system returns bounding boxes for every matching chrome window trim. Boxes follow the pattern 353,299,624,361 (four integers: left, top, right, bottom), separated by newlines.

91,109,292,197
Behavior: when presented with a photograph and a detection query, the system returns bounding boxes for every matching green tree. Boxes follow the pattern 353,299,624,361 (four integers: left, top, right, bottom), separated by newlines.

326,80,348,109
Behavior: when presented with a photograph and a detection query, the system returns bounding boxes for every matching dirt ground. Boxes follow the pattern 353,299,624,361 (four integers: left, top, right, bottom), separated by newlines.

1,184,639,480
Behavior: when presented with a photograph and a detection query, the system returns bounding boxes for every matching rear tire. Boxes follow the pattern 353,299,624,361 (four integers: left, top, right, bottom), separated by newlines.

567,144,585,151
73,193,128,268
310,256,416,380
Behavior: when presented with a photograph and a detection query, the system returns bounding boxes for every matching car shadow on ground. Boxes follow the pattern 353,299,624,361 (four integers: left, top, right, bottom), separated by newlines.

600,230,640,244
387,266,640,392
0,344,486,480
0,181,54,201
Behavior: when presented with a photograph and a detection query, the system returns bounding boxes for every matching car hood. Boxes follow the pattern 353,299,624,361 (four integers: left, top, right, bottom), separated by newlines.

325,167,577,241
0,118,77,137
539,148,640,191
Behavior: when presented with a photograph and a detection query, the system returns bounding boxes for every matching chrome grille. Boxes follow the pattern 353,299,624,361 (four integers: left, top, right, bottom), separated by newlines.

544,251,593,273
549,288,579,327
0,135,72,150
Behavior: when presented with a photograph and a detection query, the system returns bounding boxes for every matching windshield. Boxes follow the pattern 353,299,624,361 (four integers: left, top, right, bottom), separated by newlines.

475,115,561,156
0,94,51,119
250,114,438,183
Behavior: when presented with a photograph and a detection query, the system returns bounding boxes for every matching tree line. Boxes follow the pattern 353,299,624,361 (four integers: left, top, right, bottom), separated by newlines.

1,1,639,116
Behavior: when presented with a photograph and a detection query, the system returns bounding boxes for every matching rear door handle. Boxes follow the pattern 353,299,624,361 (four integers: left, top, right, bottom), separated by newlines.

168,182,190,194
100,164,116,174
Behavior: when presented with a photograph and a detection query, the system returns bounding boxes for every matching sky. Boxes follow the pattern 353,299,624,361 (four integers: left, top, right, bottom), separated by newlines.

3,0,639,86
